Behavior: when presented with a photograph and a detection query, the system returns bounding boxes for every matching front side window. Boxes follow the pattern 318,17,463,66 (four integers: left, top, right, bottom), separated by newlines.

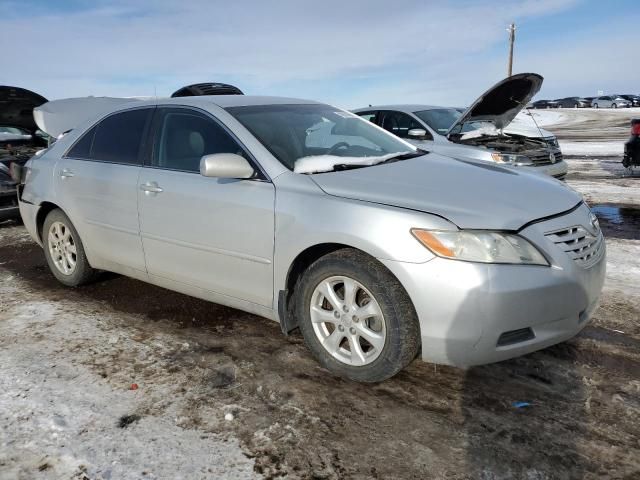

67,108,152,164
152,108,244,173
379,111,424,138
226,104,414,171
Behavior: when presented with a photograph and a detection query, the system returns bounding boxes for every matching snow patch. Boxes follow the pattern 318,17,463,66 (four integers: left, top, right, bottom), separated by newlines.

560,141,624,156
294,152,409,174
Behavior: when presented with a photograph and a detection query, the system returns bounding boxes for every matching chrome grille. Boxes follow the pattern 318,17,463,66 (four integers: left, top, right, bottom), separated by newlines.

545,224,604,268
529,149,563,166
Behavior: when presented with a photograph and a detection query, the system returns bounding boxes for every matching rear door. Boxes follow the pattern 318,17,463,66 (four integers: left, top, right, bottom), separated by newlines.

138,106,275,307
54,107,153,272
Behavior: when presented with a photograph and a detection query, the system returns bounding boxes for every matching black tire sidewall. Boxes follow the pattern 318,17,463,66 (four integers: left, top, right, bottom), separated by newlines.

295,249,420,382
42,209,95,287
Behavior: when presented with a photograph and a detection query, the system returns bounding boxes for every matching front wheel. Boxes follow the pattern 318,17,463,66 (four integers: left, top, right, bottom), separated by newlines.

43,209,97,286
295,249,420,382
612,103,617,109
593,103,599,109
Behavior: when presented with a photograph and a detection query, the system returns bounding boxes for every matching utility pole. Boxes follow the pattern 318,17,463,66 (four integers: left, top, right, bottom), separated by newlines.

507,23,516,77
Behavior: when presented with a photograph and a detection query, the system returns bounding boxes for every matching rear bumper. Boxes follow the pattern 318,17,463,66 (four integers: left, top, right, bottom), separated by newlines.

17,194,42,246
380,203,606,367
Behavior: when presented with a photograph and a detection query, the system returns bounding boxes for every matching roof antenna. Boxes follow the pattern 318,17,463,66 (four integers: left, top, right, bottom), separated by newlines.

154,85,157,101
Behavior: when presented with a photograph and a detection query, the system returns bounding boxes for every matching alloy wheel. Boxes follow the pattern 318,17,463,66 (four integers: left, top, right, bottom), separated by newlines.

47,221,77,275
310,276,386,366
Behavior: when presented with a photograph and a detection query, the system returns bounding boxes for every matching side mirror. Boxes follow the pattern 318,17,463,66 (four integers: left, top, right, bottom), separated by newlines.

408,128,429,139
200,153,255,179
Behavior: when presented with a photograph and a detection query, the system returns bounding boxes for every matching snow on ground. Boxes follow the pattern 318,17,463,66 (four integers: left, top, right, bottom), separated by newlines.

560,141,624,156
0,280,258,480
518,107,640,129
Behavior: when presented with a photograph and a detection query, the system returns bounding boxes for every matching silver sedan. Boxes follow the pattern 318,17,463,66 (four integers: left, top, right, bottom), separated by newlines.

18,95,606,382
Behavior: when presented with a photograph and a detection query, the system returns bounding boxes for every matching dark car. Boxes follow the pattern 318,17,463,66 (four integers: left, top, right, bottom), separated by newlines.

623,118,640,170
553,97,592,108
528,99,560,109
619,94,640,107
0,86,48,220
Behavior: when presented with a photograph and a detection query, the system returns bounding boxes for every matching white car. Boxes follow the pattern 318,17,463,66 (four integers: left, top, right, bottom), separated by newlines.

354,74,568,179
591,95,632,108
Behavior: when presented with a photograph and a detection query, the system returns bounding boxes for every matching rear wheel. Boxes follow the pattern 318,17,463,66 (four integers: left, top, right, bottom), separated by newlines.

295,248,420,382
593,103,599,109
574,103,579,108
612,103,617,109
43,209,97,286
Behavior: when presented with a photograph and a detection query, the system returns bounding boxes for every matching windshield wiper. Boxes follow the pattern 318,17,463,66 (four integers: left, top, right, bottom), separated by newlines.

378,149,428,164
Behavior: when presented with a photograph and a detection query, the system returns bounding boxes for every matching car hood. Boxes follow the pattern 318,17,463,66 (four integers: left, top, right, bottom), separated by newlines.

0,86,48,133
309,153,580,230
448,73,543,135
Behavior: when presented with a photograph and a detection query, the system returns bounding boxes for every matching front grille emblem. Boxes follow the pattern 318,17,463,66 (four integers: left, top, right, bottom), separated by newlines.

549,152,556,164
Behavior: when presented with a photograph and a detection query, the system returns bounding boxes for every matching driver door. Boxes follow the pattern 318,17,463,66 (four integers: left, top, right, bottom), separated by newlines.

138,106,275,307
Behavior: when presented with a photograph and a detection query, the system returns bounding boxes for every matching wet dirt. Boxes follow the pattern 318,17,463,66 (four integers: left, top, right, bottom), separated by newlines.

592,204,640,240
1,222,639,479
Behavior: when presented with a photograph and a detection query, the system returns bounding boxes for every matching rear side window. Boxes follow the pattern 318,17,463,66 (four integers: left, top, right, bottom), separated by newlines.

67,126,96,158
67,108,152,164
152,108,244,173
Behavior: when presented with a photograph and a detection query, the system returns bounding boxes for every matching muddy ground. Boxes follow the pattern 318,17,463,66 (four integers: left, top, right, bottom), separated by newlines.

1,118,639,479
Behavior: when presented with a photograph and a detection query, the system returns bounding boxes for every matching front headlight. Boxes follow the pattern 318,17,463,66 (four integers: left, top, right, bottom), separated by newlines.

490,153,532,165
411,229,549,265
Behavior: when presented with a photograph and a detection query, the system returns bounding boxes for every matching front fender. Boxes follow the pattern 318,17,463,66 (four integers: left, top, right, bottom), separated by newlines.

272,172,455,295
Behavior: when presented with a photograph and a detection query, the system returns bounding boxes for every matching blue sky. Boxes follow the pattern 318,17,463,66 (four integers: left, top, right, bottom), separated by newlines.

1,0,638,108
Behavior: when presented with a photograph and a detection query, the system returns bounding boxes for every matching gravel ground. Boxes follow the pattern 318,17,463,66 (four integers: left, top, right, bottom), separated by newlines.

1,114,639,479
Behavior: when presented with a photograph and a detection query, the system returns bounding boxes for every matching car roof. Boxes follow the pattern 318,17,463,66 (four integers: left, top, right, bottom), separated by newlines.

352,104,450,114
112,95,323,110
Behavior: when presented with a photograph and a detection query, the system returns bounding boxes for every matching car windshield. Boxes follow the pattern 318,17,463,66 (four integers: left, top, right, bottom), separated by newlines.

413,108,485,136
226,104,417,173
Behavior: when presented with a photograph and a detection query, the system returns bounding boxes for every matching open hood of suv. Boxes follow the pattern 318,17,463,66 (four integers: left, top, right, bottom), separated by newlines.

0,86,48,133
447,73,543,134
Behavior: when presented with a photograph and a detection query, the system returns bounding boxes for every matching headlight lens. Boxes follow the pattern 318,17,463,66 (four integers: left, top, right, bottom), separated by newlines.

490,153,532,165
411,229,549,265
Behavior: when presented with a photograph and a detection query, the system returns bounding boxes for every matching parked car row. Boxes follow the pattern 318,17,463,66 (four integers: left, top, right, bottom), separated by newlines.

11,72,606,382
528,94,640,109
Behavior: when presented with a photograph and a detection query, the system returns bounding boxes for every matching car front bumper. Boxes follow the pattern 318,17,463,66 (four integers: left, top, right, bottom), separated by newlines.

0,184,20,220
380,203,606,367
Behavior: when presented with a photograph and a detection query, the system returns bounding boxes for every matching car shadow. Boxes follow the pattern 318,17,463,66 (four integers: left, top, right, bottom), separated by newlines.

444,285,594,478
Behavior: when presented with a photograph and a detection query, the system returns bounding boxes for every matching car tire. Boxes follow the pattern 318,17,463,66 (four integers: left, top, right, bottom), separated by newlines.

593,103,598,109
42,208,97,287
574,103,579,108
295,248,420,382
612,103,617,109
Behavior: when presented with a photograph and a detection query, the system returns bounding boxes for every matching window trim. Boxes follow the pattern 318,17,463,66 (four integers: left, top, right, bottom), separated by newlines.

147,105,270,182
63,106,155,166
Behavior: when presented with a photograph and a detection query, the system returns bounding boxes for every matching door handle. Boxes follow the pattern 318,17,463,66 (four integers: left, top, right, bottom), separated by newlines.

140,182,163,194
60,168,74,178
